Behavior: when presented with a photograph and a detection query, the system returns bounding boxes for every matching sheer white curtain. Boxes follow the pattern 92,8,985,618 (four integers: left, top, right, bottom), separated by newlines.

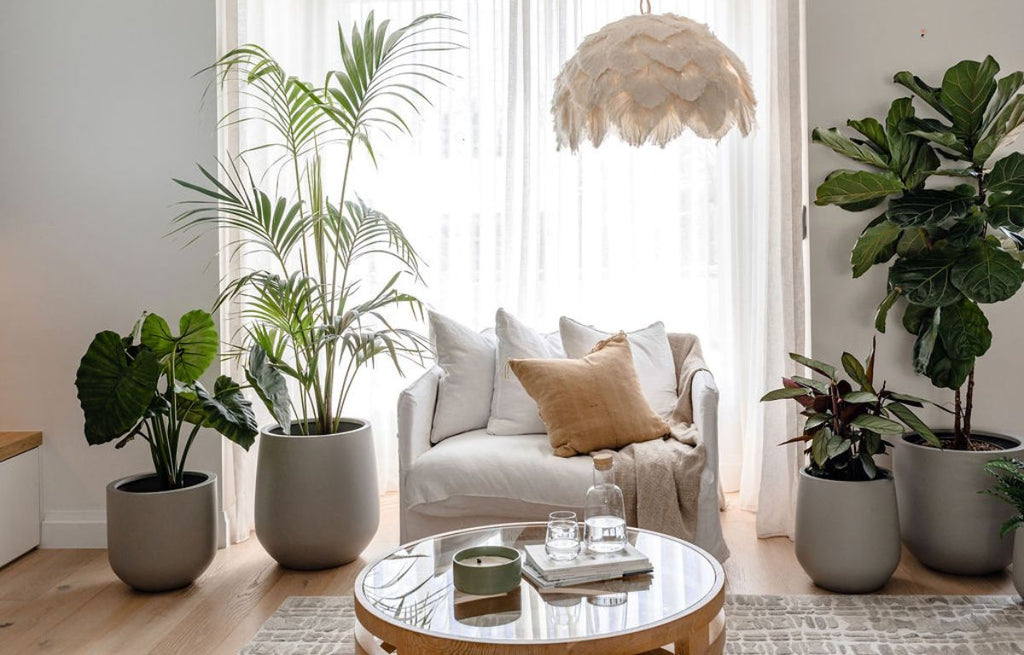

221,0,806,542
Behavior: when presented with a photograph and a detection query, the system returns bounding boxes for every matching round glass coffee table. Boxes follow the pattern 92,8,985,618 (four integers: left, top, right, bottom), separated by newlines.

353,523,725,654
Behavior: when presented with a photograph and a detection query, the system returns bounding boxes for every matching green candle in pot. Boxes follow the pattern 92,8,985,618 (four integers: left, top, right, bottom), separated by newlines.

452,546,522,595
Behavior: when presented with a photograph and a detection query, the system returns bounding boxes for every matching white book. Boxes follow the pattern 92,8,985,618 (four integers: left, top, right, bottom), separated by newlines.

521,559,653,589
524,543,651,582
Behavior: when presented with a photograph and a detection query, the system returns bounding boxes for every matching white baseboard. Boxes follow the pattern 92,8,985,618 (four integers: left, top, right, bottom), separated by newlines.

41,510,107,548
40,509,233,550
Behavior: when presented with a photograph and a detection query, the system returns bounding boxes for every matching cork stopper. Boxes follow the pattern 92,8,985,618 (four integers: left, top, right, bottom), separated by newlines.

593,453,613,471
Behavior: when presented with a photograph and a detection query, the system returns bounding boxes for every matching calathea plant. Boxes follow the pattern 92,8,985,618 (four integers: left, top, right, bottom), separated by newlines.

761,342,943,481
174,13,457,436
812,56,1024,450
75,310,258,489
983,458,1024,537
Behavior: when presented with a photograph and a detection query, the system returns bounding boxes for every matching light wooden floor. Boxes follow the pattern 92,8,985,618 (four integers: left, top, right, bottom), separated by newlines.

0,492,1013,654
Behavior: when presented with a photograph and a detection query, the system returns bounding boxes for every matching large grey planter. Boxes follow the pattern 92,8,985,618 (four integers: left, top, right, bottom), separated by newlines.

1014,527,1024,600
894,430,1023,575
795,468,900,593
106,471,217,592
255,419,380,570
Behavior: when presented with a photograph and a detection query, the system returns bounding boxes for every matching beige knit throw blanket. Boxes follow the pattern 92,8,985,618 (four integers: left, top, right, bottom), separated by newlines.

608,333,708,543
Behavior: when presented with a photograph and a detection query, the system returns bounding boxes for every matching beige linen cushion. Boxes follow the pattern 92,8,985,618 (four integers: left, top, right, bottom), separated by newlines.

508,333,671,457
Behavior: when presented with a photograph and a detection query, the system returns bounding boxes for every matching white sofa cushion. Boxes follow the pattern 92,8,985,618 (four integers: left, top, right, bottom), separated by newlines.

404,430,593,516
486,308,564,435
559,317,678,418
428,311,497,443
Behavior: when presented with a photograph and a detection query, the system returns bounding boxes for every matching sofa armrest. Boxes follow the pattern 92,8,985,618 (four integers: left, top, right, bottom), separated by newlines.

398,366,441,473
691,369,724,509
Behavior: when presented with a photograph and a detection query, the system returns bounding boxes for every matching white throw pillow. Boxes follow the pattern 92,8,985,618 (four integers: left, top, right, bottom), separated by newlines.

487,308,565,435
559,317,678,418
428,311,497,443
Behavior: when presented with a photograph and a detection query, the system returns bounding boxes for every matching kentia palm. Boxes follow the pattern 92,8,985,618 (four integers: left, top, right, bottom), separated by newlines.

811,56,1024,575
174,13,459,569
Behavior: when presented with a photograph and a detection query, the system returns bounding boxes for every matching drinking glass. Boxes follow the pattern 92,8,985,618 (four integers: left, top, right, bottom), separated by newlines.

545,511,581,561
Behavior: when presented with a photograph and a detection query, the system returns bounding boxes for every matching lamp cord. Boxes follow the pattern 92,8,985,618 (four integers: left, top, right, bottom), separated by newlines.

639,0,651,14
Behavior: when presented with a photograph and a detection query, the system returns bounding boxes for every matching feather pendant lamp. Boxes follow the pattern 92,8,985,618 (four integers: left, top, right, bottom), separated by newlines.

552,5,756,151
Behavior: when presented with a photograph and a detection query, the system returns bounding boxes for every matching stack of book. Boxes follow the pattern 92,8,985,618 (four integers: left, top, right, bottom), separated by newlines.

522,543,652,589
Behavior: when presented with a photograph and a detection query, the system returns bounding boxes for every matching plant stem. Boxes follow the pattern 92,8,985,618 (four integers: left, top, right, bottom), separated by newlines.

177,423,203,485
964,367,975,445
954,387,965,450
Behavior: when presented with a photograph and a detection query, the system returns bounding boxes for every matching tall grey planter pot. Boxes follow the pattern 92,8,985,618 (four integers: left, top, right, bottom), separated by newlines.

1014,527,1024,600
255,420,380,570
106,471,217,592
895,430,1023,575
795,468,900,594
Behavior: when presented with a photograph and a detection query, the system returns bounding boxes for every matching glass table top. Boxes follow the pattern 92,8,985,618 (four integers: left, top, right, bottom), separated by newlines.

355,523,723,644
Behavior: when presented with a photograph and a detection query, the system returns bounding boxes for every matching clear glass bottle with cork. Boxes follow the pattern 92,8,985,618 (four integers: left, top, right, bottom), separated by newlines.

583,452,627,553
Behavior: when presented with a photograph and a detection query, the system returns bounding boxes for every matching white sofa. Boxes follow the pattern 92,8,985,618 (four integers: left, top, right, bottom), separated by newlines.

396,333,728,561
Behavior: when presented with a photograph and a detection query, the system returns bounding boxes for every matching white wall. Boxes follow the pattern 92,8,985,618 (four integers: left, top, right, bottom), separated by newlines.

807,1,1024,432
0,0,220,547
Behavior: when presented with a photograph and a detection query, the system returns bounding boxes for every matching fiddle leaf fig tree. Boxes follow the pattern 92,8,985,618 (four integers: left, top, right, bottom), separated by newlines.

813,56,1024,450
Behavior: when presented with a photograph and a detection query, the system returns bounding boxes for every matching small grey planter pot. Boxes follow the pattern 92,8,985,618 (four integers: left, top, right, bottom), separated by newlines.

794,468,900,594
1014,527,1024,600
894,430,1023,575
106,471,217,592
255,419,380,570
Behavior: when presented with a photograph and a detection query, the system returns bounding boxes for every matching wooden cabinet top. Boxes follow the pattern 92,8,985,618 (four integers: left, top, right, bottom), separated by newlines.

0,432,42,463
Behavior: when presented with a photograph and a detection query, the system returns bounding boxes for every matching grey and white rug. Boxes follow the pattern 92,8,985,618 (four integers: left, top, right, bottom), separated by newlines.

241,594,1024,654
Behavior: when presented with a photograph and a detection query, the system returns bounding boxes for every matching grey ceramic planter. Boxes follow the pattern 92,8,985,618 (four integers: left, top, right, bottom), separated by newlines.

894,430,1023,575
795,468,900,593
255,419,380,570
106,471,217,592
1014,527,1024,600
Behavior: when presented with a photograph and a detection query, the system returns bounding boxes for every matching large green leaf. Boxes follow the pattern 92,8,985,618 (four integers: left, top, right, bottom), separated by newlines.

851,219,900,277
912,309,940,374
987,153,1024,194
945,206,987,247
886,98,919,180
889,248,963,307
245,344,291,430
874,288,901,332
988,189,1024,228
847,117,888,151
983,71,1024,129
841,352,870,390
886,403,942,448
938,298,992,359
902,303,934,335
761,387,812,402
815,170,903,209
141,310,218,383
811,127,889,169
897,227,931,257
789,353,837,380
850,414,905,434
190,376,258,450
940,56,999,139
75,331,160,445
925,340,974,389
893,71,953,120
975,95,1024,166
900,117,968,156
885,188,975,227
950,238,1024,303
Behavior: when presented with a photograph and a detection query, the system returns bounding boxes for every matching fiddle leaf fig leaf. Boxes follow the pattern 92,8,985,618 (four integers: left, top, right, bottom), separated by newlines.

938,298,992,359
897,227,931,257
912,309,940,374
900,117,968,156
987,153,1024,195
940,56,1000,139
983,71,1024,129
815,170,904,209
141,310,218,383
885,188,975,227
893,71,952,120
847,117,888,150
902,303,933,337
812,127,889,169
925,339,974,390
988,189,1024,229
874,288,901,332
75,331,161,445
889,247,962,307
975,95,1024,166
950,238,1024,303
851,219,900,277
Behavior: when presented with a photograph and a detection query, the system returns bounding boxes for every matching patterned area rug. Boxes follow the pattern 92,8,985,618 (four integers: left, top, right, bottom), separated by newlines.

241,594,1024,654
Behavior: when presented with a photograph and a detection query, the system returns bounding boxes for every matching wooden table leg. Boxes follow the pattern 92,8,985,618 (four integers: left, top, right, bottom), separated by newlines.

674,621,709,655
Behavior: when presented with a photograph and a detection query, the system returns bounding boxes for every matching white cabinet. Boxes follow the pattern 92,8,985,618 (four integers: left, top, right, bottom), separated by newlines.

0,434,41,567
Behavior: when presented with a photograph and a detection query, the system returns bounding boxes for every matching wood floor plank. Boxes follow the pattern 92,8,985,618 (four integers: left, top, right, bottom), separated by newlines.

0,492,1014,655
